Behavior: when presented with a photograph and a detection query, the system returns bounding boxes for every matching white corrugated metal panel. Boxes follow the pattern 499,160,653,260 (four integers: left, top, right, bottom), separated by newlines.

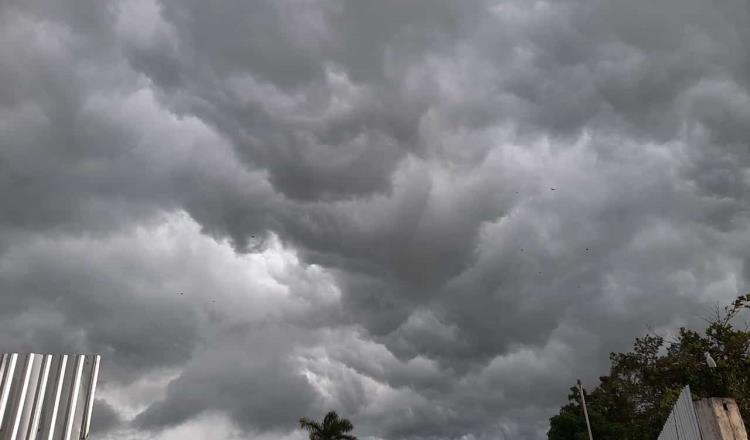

0,354,100,440
657,385,703,440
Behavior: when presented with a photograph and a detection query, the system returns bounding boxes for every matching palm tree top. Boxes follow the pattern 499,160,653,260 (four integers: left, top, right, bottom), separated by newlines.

299,410,358,440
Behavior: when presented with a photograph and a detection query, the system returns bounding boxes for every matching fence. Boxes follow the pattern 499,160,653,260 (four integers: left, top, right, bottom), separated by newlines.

657,385,702,440
0,353,101,440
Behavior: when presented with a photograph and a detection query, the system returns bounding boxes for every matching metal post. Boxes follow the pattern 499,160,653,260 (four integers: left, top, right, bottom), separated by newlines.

577,379,594,440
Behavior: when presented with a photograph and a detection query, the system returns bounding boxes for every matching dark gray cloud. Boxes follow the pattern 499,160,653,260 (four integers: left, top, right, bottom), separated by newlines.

134,326,320,432
1,0,750,439
91,399,122,435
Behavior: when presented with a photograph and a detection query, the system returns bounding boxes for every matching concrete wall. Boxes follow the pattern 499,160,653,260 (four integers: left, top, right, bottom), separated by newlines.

695,398,748,440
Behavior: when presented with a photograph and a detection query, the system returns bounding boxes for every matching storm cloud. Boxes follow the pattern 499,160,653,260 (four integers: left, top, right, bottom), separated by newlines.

1,0,749,438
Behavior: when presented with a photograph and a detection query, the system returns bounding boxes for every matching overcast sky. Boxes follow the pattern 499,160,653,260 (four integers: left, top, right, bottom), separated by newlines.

1,0,749,439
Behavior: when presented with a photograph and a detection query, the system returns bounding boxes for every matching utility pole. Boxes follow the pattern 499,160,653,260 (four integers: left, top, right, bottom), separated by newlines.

577,379,594,440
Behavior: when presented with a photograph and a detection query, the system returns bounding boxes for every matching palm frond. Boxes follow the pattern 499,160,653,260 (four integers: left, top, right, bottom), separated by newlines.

299,417,323,434
323,411,339,428
334,418,354,433
300,411,356,440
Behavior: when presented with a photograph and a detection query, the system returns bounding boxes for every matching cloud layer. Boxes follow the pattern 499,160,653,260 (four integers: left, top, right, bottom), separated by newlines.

1,0,749,438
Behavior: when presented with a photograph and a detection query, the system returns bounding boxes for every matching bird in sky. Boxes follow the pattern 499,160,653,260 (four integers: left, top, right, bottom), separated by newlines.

705,351,717,368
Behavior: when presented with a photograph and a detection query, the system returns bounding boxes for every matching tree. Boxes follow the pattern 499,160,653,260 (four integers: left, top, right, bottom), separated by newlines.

548,294,750,440
299,411,358,440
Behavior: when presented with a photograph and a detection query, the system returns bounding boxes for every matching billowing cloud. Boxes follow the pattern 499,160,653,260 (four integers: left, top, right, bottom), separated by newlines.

1,0,749,439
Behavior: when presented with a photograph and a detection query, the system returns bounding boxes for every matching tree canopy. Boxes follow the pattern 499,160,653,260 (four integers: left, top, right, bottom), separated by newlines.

299,411,358,440
548,294,750,440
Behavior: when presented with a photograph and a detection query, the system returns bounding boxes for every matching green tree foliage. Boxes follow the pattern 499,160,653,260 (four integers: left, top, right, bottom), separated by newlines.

548,294,750,440
299,411,358,440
